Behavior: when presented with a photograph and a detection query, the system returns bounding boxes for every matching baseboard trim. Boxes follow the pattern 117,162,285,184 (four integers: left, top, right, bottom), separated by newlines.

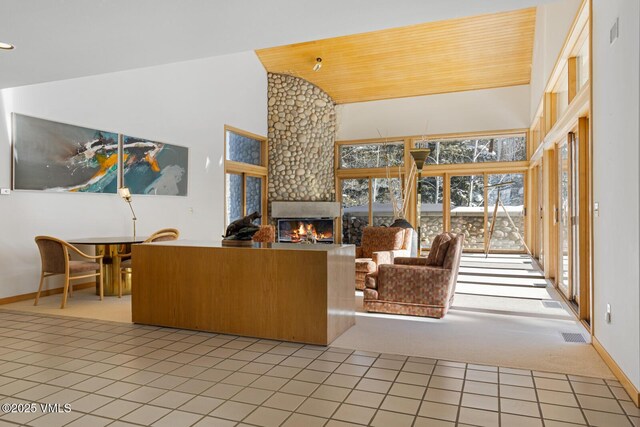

0,282,95,305
592,336,640,407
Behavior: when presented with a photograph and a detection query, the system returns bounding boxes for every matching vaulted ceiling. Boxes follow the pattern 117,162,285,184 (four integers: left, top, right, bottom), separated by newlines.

0,1,555,91
256,8,537,104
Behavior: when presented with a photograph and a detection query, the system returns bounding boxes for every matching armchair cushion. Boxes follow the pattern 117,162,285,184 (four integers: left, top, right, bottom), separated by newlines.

426,232,452,266
377,264,453,306
355,258,376,273
365,271,378,289
360,226,405,259
425,234,442,266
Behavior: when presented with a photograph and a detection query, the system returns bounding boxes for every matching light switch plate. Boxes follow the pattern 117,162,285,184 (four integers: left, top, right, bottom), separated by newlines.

594,202,599,217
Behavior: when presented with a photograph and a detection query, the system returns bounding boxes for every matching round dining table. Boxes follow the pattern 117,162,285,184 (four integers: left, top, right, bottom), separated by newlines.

67,236,148,296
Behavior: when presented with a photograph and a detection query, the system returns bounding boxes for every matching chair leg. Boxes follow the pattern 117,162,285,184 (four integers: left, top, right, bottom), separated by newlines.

99,266,104,301
34,273,45,306
60,276,70,309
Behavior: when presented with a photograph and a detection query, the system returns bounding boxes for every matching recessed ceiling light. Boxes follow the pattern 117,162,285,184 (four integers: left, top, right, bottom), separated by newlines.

0,41,15,50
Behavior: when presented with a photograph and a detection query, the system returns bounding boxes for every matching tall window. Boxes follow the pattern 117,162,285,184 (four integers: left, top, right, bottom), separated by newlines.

224,126,267,226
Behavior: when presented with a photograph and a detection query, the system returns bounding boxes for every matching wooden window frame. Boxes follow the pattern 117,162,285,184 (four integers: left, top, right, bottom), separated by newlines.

223,125,268,227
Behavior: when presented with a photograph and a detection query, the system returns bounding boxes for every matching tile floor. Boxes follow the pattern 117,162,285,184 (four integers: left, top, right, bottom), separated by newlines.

0,310,637,427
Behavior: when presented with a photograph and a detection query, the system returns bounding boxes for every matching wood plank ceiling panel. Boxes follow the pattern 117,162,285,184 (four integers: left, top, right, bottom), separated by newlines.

256,8,536,104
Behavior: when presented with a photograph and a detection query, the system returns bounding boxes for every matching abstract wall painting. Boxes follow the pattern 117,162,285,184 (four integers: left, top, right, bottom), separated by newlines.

11,113,189,196
122,136,189,196
12,114,119,193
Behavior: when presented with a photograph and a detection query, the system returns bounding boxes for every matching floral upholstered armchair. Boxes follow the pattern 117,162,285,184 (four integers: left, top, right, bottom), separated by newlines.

363,232,464,318
355,226,414,290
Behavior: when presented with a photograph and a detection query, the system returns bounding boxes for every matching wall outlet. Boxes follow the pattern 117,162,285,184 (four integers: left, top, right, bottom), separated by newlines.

606,304,611,323
188,207,194,214
0,188,10,195
594,202,600,217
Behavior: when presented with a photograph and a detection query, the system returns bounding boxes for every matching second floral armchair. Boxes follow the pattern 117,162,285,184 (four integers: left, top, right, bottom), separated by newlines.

355,226,414,290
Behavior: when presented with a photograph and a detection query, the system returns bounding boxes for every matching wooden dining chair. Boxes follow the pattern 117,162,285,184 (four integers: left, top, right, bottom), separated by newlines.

34,236,104,309
116,229,179,297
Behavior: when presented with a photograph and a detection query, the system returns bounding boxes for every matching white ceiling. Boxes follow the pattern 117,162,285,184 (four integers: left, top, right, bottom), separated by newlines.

0,0,555,90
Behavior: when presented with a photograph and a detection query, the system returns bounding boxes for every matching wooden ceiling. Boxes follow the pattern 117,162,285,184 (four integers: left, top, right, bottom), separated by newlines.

256,8,536,104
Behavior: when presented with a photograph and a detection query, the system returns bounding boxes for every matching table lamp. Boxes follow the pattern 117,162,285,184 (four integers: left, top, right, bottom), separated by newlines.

118,187,137,239
410,149,431,256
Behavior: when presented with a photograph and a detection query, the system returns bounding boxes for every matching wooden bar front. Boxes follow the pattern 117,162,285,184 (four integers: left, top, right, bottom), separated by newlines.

132,241,355,345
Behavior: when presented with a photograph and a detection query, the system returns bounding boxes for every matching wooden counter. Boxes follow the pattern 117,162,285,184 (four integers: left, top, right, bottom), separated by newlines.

132,241,355,345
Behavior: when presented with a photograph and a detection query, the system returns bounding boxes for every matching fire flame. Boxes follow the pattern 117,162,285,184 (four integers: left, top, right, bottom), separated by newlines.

288,222,333,242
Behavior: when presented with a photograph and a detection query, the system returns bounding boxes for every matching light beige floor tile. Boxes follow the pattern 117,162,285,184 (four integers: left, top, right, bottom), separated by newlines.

71,393,114,413
243,407,291,427
282,413,327,427
150,390,194,409
193,416,239,426
466,369,498,383
380,395,420,414
354,378,392,393
535,377,573,393
464,380,498,396
262,392,306,411
202,383,243,399
396,371,430,386
311,384,351,402
65,414,112,427
433,366,465,379
371,409,414,426
537,389,579,406
175,378,215,395
402,362,434,375
179,395,224,415
429,375,464,391
414,416,455,427
147,374,188,390
621,400,640,417
294,369,330,384
364,367,398,381
279,380,318,396
28,411,82,427
500,384,538,401
266,366,301,379
231,387,273,405
222,372,260,387
344,389,384,408
500,373,534,388
372,358,404,370
577,394,624,413
458,407,499,427
92,399,141,419
332,403,376,425
583,410,633,427
461,392,498,411
121,405,171,425
296,397,339,417
121,386,166,403
500,397,541,417
152,410,203,427
570,382,613,398
418,400,458,421
95,381,140,398
424,388,461,405
540,403,587,424
250,375,288,391
500,413,544,427
389,382,425,399
210,401,257,422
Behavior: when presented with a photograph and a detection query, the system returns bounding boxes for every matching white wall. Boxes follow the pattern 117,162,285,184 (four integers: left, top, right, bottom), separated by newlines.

592,0,640,390
336,85,531,141
0,51,267,298
529,0,582,120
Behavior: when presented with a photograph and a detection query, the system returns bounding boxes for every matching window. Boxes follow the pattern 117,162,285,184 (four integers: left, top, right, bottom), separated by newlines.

339,142,404,169
224,126,267,226
341,176,403,245
487,173,525,251
415,134,526,165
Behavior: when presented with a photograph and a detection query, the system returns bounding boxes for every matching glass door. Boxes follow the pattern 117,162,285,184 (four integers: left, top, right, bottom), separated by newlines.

557,140,570,298
537,164,544,266
418,175,444,250
450,175,485,250
486,173,526,251
569,132,580,304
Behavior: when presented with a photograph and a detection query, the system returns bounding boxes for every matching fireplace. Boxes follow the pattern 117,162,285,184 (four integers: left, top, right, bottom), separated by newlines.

277,218,334,244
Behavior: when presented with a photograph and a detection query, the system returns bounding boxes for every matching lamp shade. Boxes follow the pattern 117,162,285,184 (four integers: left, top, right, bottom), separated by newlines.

409,148,431,173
